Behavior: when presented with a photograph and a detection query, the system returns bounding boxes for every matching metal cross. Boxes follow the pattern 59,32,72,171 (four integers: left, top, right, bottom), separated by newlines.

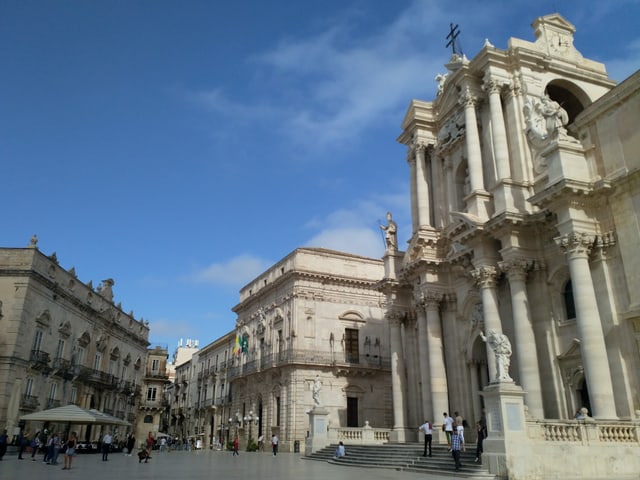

446,23,461,56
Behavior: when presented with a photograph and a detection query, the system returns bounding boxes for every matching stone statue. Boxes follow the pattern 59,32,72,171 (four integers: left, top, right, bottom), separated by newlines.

312,375,322,407
481,329,513,382
380,212,398,252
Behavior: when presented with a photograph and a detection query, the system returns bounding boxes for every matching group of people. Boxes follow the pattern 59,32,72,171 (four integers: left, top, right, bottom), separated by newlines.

15,429,78,470
418,411,487,472
231,434,279,456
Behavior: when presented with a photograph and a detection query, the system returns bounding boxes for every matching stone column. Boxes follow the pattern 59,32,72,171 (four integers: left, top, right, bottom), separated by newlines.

407,151,419,233
471,265,503,383
431,153,444,228
415,304,433,422
415,143,432,227
499,258,544,418
423,292,449,423
388,311,409,440
555,232,617,419
469,361,482,425
484,78,510,181
460,88,484,193
403,314,420,429
444,158,455,220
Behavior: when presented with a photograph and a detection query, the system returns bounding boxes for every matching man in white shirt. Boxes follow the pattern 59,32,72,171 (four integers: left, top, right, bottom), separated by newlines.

419,420,433,457
102,432,113,461
443,412,454,450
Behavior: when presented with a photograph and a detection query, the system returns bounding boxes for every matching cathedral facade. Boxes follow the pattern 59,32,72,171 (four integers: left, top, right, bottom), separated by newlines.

379,13,639,478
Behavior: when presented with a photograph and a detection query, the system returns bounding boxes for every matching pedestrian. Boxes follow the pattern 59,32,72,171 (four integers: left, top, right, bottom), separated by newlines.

475,420,487,463
50,432,61,465
454,411,463,428
418,420,433,457
62,431,77,470
232,436,239,456
18,430,29,459
333,441,346,459
0,429,8,460
271,434,278,456
450,427,465,471
102,431,113,461
442,412,454,449
146,432,154,457
126,433,135,456
42,430,52,463
30,430,42,460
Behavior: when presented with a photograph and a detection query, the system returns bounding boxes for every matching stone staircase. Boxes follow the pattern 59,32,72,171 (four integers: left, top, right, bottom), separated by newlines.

304,442,496,479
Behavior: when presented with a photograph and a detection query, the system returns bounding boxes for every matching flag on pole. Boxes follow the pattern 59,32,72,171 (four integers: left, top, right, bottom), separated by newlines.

241,334,249,354
233,334,241,356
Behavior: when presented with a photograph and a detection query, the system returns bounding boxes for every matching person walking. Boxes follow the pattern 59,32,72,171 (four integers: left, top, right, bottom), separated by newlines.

450,428,465,472
232,436,239,456
62,431,77,470
102,431,113,461
126,433,135,457
0,429,8,461
17,430,29,459
475,421,487,464
419,420,433,457
442,412,454,450
50,432,61,465
30,430,42,460
271,434,278,456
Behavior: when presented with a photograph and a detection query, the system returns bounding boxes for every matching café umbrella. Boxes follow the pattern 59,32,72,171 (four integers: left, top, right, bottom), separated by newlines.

20,404,130,428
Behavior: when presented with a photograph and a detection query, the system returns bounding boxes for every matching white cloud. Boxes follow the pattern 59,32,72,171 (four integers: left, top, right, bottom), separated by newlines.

305,227,383,258
188,254,273,288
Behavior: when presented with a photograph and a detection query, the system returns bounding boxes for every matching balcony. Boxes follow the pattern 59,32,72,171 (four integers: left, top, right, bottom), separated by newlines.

226,349,390,379
46,398,61,409
30,350,51,372
20,395,39,411
145,368,169,380
51,357,74,380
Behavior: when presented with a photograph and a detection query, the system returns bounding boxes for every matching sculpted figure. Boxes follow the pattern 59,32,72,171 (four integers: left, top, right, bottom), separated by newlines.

312,375,322,407
481,329,513,382
380,211,398,252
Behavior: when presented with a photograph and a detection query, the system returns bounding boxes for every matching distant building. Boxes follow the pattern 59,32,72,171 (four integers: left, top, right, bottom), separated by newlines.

0,242,150,442
136,345,170,442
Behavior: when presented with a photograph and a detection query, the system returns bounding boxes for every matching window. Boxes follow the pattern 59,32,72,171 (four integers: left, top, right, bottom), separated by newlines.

94,353,102,370
25,377,34,397
70,387,77,405
49,383,57,401
144,414,153,423
563,280,576,320
275,396,281,427
152,359,160,372
345,328,359,363
32,329,44,351
147,387,157,402
75,347,85,366
56,339,65,358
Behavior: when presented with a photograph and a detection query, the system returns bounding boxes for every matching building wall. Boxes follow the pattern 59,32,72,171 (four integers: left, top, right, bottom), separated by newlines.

0,244,149,442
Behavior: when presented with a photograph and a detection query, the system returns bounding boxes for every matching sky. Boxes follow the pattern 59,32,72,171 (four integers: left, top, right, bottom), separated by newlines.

2,0,639,352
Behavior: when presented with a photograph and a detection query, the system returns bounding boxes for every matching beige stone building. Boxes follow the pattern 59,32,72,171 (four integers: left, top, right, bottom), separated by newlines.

225,248,391,452
380,12,640,479
0,241,150,442
135,345,170,443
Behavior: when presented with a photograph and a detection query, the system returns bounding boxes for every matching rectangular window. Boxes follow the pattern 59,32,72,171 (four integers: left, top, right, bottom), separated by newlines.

56,339,65,358
70,387,77,405
94,353,102,370
345,328,359,363
75,347,85,366
152,359,160,372
49,383,57,401
25,377,34,397
147,387,157,402
32,330,44,351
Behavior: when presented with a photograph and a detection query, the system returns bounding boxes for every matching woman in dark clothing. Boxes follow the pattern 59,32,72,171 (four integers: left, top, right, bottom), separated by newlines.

475,421,487,463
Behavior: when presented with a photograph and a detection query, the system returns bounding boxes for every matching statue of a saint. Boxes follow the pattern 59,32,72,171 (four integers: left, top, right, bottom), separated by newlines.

312,375,322,407
480,329,513,382
380,212,398,252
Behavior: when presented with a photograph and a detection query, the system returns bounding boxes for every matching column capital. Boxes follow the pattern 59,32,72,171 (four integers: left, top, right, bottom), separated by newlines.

386,309,406,326
419,290,443,309
554,232,595,257
459,87,479,108
482,78,504,96
498,257,532,281
506,77,523,98
471,265,499,288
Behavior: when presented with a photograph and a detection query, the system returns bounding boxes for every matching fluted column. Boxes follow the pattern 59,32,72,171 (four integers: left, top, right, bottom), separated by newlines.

555,233,617,419
484,78,511,181
407,152,419,233
416,304,432,421
444,158,455,219
388,311,408,430
415,143,432,227
424,292,449,422
403,314,420,428
499,258,544,418
460,88,484,193
471,265,503,382
431,154,444,228
469,361,482,425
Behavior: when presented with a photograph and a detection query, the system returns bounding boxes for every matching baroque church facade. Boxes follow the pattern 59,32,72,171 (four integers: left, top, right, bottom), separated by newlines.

378,12,639,478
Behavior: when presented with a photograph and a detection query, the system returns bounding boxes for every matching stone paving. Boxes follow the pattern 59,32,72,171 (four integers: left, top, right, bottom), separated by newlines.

0,448,455,480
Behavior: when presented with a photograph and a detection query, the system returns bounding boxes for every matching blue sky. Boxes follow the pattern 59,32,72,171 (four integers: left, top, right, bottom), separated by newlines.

2,0,639,352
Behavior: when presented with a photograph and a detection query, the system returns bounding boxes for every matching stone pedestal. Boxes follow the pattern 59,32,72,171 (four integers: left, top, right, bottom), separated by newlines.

480,382,527,479
304,406,329,455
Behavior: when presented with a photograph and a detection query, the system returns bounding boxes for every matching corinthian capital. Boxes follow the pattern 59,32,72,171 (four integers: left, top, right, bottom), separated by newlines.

554,232,595,257
419,290,443,309
458,87,478,108
470,265,499,288
498,258,531,281
482,78,503,95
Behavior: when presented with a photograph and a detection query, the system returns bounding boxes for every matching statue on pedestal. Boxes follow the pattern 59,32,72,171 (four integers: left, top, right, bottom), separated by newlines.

312,375,322,407
481,330,513,382
380,212,398,252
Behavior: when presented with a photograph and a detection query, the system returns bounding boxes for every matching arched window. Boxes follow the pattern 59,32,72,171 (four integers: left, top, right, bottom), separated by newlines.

144,414,153,423
563,279,576,320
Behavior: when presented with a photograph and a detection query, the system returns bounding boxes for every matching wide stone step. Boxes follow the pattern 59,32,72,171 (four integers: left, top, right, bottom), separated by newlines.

305,443,495,479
